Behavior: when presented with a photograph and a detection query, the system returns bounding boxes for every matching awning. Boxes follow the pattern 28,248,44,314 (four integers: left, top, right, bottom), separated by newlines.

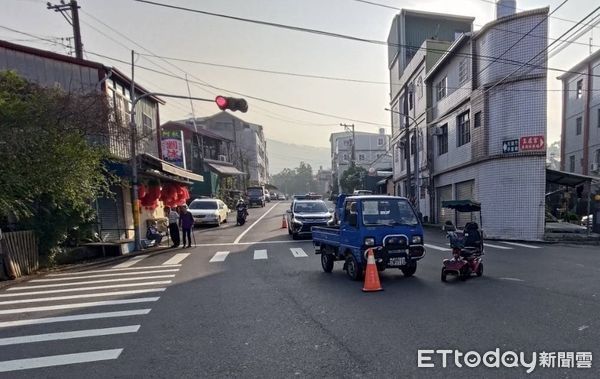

442,200,481,212
161,161,204,182
205,161,246,176
141,153,204,182
546,168,598,187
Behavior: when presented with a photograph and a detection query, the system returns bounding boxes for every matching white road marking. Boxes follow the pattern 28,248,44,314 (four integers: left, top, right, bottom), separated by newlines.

190,240,310,247
8,275,175,290
499,277,524,282
0,309,151,328
112,255,147,268
500,241,541,249
0,288,166,305
31,269,179,282
291,248,308,258
0,349,123,372
578,325,589,331
484,243,513,250
162,253,190,265
233,203,279,244
0,297,159,315
0,281,172,297
46,265,181,276
254,249,268,260
424,243,450,252
209,251,230,263
0,325,140,346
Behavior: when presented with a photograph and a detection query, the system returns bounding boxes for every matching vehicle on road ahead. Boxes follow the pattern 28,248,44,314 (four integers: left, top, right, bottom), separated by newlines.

188,198,229,226
312,195,425,281
286,200,333,240
247,186,266,207
277,193,286,200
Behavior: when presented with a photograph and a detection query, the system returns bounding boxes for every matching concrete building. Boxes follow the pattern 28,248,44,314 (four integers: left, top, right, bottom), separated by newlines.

558,49,600,176
178,112,270,187
427,7,548,240
330,129,391,192
388,10,474,222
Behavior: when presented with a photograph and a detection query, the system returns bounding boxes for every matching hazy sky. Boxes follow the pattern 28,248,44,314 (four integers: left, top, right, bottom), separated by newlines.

0,0,597,147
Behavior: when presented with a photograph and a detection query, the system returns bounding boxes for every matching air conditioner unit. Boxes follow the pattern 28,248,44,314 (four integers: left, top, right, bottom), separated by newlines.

432,127,444,136
591,163,599,172
218,155,227,162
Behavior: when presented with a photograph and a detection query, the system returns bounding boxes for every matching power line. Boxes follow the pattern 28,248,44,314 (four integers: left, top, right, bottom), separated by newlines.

136,53,388,85
130,1,600,80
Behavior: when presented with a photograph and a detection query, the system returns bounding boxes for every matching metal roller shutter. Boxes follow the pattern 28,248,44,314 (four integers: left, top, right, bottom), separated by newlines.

437,185,454,225
96,185,126,241
455,180,475,227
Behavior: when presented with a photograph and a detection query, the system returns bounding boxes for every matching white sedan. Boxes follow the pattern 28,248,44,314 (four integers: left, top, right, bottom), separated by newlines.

188,199,229,226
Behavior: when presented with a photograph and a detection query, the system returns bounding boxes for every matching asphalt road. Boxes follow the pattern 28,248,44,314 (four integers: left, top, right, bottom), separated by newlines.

1,200,599,378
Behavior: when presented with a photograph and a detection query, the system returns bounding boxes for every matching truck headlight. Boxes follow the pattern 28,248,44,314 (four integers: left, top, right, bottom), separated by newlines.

364,237,375,246
411,235,422,244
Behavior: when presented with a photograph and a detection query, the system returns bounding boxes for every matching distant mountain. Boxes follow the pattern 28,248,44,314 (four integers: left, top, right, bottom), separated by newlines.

267,139,330,175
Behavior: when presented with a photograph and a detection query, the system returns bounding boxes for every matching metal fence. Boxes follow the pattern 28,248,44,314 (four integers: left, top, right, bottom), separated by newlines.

1,230,39,279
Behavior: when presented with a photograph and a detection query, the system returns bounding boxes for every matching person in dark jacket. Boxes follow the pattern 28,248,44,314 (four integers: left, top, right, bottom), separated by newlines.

179,204,194,248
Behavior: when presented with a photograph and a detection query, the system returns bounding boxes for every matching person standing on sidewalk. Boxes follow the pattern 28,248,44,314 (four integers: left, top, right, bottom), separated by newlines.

179,204,194,248
165,206,180,248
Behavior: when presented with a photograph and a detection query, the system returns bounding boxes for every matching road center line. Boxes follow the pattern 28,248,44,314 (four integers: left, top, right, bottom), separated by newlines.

484,243,513,250
0,349,123,372
233,203,279,244
0,325,140,346
500,241,541,249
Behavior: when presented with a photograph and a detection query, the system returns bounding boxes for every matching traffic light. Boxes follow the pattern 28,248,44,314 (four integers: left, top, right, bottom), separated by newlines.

215,96,248,113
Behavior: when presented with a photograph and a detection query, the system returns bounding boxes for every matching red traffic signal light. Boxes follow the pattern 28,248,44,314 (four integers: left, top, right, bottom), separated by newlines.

215,96,248,113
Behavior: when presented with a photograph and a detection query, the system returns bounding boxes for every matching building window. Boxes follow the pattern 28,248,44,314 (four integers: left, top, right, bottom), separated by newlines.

459,59,469,84
410,136,416,155
358,153,366,161
409,85,414,110
576,79,583,99
377,137,384,146
436,76,447,101
343,139,351,147
569,155,575,172
142,113,153,139
576,117,582,135
417,77,423,99
598,108,600,128
343,153,349,162
474,111,482,128
438,124,448,156
457,111,471,147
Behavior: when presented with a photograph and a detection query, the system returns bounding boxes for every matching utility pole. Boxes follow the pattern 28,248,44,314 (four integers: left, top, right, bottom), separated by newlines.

340,123,356,165
47,1,83,59
130,50,141,251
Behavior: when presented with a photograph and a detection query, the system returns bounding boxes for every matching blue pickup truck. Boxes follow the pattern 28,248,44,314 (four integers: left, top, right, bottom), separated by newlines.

312,195,426,281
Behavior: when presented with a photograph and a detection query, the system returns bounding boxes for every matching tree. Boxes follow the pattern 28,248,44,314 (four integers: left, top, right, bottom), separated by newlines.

0,71,115,259
340,164,367,193
271,162,318,195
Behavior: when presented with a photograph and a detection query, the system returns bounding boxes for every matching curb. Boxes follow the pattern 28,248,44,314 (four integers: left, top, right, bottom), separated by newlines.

0,245,179,291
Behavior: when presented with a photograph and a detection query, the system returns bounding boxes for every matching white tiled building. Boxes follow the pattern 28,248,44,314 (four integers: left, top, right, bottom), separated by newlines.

389,4,549,240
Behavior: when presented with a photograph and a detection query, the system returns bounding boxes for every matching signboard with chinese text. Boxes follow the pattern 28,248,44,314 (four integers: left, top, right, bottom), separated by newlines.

161,130,186,168
502,139,519,154
519,135,545,151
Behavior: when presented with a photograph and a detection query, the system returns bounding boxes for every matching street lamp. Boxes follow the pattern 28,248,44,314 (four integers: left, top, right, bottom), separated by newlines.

384,108,423,215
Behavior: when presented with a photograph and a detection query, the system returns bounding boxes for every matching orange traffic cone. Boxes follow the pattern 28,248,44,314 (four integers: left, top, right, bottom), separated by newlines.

362,248,383,292
281,214,288,229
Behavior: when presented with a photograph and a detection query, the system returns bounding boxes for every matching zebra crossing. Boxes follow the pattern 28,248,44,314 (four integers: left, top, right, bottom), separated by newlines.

209,247,310,263
0,252,190,373
424,240,542,252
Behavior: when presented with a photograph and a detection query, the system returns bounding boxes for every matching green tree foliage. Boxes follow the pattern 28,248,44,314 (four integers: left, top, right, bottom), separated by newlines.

339,163,367,193
271,162,318,195
0,71,115,258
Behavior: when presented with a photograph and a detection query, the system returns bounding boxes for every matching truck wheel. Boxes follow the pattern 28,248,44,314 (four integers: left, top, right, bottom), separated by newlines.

321,253,334,273
345,255,363,281
401,264,417,277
